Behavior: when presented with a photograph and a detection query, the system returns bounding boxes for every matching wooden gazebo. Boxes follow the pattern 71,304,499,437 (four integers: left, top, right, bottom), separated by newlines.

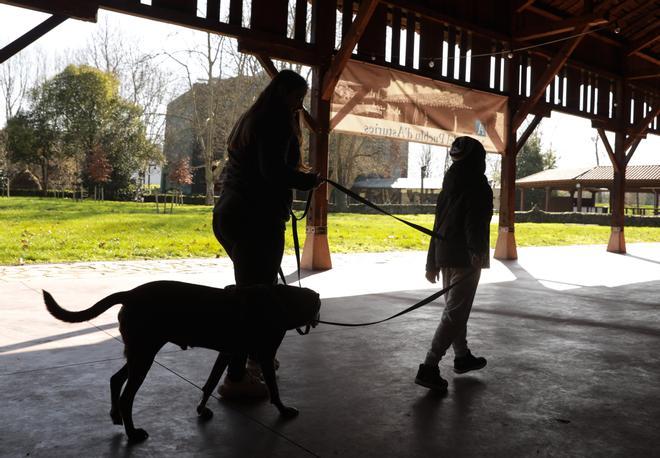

517,165,660,214
1,0,658,266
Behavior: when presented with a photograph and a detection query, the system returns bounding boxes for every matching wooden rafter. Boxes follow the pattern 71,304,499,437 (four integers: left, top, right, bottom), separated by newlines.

237,36,319,66
255,54,279,78
606,0,637,17
321,0,379,101
623,105,660,151
386,0,510,42
516,115,543,154
526,3,660,67
514,13,607,42
626,72,660,81
625,137,642,166
97,0,319,66
255,54,318,133
1,0,97,21
626,30,660,56
0,15,68,64
515,0,535,14
513,24,591,131
597,128,621,173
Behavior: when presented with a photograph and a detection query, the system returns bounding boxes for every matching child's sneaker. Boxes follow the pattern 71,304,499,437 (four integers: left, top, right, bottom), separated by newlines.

414,364,448,392
453,350,487,374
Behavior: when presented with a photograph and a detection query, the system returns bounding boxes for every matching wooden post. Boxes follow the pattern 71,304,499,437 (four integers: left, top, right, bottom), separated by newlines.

301,0,335,270
520,188,525,211
544,186,551,211
607,80,627,253
577,184,583,212
494,54,520,260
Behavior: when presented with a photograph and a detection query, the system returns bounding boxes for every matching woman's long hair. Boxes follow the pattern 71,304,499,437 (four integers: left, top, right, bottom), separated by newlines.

228,70,309,170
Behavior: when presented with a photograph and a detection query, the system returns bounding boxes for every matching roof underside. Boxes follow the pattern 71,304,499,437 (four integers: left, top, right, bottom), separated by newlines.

1,0,659,138
517,165,660,190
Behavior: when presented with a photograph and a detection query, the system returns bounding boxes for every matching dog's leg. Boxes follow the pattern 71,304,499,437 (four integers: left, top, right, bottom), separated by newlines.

197,352,230,421
259,353,298,419
110,364,128,425
120,348,158,443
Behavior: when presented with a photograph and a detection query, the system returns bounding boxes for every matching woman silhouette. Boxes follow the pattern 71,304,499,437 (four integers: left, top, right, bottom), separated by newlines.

213,70,321,397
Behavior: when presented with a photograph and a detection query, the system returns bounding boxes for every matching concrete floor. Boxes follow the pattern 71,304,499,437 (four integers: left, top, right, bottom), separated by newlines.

1,244,659,457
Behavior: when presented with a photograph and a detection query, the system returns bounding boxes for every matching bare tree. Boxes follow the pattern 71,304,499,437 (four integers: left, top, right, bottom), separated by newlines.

80,17,127,76
0,51,30,122
591,132,600,166
165,32,227,204
0,49,34,196
417,144,434,177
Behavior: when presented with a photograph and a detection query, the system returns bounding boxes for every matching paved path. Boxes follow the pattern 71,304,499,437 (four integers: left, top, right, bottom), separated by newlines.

1,245,659,457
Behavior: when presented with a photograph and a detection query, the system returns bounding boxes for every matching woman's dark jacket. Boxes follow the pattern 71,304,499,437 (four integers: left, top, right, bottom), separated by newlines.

426,141,493,270
215,107,317,224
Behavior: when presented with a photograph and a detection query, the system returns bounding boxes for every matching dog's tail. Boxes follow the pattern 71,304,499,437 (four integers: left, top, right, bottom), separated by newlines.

43,290,126,323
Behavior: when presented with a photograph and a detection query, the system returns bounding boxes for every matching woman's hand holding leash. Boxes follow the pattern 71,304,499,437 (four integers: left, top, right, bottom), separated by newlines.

313,174,325,188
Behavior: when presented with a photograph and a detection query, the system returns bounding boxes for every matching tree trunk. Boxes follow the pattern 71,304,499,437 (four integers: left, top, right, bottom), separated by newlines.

41,157,48,197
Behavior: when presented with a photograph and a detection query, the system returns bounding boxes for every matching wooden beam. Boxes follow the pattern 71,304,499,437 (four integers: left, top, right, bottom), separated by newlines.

293,0,307,41
623,105,660,151
255,54,279,77
237,36,320,66
99,0,320,65
1,0,97,21
321,0,379,101
597,127,621,173
512,24,590,131
526,3,660,67
626,30,660,56
624,137,641,166
0,15,68,64
255,54,318,133
514,13,607,42
384,0,510,42
626,72,660,81
606,0,636,17
515,0,535,14
516,115,543,154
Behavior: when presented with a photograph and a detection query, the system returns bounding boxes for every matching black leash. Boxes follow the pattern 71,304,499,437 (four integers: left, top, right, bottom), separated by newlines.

323,178,440,239
290,189,313,286
316,271,474,327
283,179,454,332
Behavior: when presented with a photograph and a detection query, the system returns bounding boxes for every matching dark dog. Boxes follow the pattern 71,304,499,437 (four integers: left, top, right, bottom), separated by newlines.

43,281,321,443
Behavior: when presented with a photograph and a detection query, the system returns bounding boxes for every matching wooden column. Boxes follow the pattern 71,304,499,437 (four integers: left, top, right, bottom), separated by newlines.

577,185,583,212
520,188,525,211
607,80,627,253
608,128,626,252
301,0,335,270
544,186,551,211
494,107,518,260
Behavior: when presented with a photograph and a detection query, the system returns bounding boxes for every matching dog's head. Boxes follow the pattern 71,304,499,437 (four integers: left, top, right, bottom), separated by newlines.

232,284,321,331
269,284,321,330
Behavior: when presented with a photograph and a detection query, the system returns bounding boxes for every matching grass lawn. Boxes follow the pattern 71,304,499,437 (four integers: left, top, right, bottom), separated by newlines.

2,197,660,265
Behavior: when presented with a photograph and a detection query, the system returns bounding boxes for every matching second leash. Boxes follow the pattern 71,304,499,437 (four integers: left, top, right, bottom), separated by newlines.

316,270,475,328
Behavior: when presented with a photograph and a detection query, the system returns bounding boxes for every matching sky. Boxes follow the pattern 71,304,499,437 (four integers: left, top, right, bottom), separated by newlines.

1,4,658,173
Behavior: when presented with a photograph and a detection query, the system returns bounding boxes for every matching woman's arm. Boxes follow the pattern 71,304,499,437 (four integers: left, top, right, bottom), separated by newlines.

256,119,317,190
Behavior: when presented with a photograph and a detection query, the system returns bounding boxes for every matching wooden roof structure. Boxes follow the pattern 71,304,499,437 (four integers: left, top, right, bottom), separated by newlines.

1,0,659,263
